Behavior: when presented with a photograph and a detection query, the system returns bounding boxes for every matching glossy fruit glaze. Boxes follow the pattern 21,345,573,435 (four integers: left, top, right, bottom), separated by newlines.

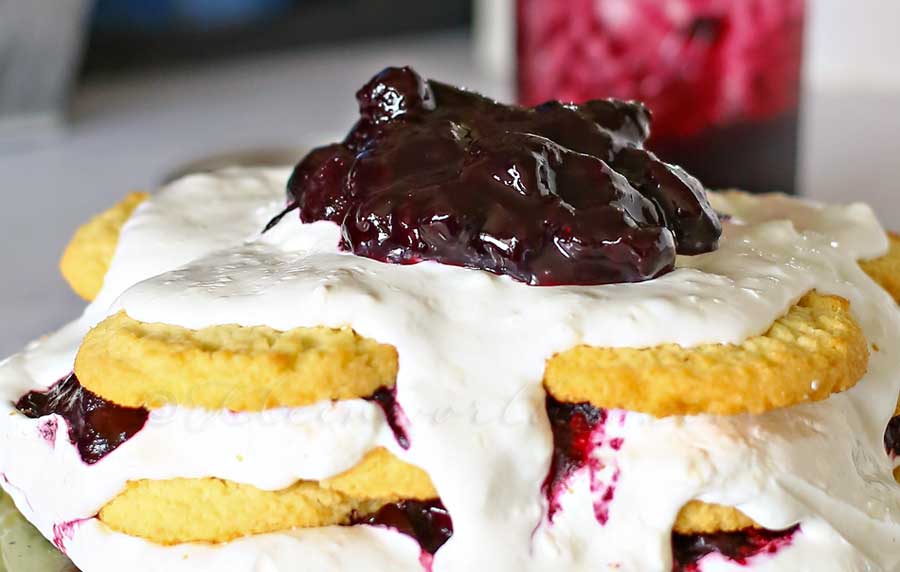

671,525,799,571
283,66,721,286
15,374,148,465
352,499,453,556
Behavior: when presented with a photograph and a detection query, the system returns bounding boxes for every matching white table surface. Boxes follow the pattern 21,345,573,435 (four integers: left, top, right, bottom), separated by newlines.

1,32,899,357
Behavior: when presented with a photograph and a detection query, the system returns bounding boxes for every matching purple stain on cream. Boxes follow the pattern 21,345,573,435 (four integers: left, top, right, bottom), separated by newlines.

38,418,58,446
419,551,435,572
542,396,627,525
52,519,87,553
592,468,621,526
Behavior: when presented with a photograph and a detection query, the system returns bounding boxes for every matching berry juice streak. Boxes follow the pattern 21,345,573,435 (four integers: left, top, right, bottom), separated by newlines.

517,0,805,194
543,396,800,569
365,386,412,449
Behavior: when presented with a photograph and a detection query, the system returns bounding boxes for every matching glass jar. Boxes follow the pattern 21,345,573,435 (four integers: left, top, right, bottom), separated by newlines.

517,0,805,194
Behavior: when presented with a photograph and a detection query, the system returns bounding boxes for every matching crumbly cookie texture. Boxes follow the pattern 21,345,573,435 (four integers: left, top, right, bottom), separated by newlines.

544,291,868,417
674,501,757,534
60,192,148,301
861,233,900,303
99,448,436,544
75,311,398,411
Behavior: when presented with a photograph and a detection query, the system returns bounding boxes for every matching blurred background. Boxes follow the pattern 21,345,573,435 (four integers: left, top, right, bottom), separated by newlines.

0,0,898,355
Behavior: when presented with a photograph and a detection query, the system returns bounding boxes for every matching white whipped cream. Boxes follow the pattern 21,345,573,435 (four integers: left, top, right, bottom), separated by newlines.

1,168,898,572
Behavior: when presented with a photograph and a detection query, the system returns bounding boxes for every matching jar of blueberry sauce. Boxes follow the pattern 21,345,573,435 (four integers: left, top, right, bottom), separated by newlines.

516,0,805,194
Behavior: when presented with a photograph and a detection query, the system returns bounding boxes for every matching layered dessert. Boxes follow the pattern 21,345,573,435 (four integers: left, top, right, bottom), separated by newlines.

1,67,899,572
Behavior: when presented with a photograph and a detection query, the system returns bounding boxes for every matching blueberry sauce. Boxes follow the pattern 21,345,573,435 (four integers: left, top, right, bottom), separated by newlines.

15,373,148,465
283,66,722,286
365,386,411,449
352,499,453,556
542,395,629,524
543,396,606,520
672,525,800,571
52,519,88,552
886,415,900,458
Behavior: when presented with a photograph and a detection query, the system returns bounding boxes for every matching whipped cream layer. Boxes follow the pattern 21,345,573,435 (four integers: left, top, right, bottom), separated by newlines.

1,168,899,572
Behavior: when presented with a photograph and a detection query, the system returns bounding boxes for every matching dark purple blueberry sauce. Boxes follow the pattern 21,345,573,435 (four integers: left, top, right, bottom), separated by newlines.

282,66,721,286
15,373,148,465
886,415,900,458
543,396,606,520
352,499,453,556
365,386,411,449
672,525,799,571
542,396,628,524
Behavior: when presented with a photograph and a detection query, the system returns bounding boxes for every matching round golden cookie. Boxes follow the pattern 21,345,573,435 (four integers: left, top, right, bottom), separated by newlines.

60,192,148,301
544,291,868,417
99,448,437,544
75,311,398,411
860,232,900,303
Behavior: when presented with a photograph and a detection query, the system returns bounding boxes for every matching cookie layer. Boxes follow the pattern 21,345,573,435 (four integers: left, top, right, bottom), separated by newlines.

674,501,757,535
861,232,900,303
99,448,437,544
60,192,148,301
99,444,754,544
75,311,398,410
544,292,868,417
79,292,865,418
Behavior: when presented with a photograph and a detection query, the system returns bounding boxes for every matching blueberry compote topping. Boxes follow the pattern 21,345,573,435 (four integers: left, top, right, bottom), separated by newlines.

284,66,722,286
352,499,453,556
886,415,900,458
15,373,148,465
672,525,799,571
